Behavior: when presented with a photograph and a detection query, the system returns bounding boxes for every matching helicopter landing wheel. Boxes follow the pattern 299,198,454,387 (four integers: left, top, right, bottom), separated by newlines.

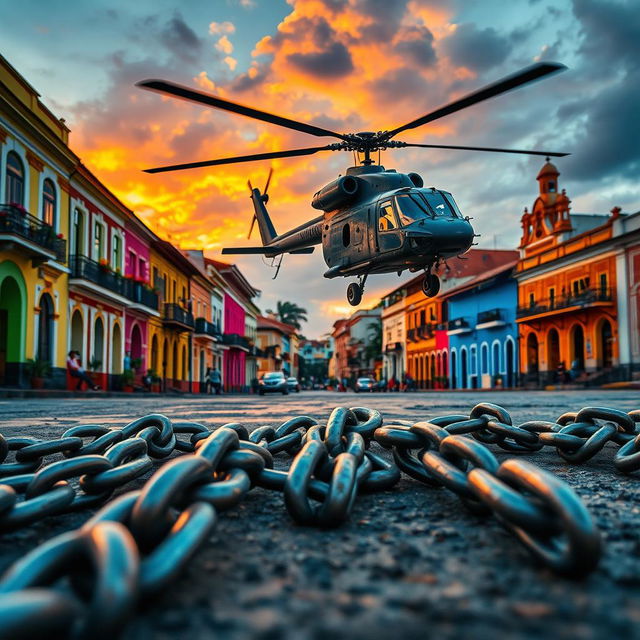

347,282,363,306
422,273,440,298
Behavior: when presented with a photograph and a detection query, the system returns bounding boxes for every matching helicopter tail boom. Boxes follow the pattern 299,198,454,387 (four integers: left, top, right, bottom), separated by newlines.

221,247,314,255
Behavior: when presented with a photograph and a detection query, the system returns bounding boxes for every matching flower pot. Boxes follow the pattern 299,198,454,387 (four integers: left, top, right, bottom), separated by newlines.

123,385,134,393
30,377,45,390
151,383,160,393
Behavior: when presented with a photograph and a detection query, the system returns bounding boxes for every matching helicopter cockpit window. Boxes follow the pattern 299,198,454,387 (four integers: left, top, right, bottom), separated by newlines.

440,191,463,219
395,194,430,226
421,189,451,217
378,202,398,231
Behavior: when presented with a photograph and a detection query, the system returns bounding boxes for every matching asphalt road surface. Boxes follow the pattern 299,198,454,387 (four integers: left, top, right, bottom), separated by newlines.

1,390,639,640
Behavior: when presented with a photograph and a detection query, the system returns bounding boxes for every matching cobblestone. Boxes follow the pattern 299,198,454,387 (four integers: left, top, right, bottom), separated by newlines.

0,389,638,639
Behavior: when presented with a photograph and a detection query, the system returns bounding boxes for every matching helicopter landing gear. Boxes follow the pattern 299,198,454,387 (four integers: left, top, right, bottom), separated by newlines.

422,272,440,298
347,274,368,306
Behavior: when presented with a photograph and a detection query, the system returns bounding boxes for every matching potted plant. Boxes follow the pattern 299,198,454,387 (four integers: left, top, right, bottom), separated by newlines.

131,357,143,372
88,356,102,385
25,357,50,389
120,368,135,392
146,369,161,393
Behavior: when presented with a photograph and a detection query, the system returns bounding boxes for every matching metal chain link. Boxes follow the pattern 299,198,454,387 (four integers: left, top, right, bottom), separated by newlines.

0,402,637,638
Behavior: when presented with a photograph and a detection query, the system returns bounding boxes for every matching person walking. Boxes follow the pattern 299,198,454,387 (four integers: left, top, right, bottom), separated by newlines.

209,366,222,395
66,350,99,390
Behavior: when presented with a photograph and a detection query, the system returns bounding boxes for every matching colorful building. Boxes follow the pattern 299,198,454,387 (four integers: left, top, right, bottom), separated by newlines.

515,161,625,386
0,54,73,387
446,261,519,389
381,284,407,384
257,315,298,378
405,250,517,389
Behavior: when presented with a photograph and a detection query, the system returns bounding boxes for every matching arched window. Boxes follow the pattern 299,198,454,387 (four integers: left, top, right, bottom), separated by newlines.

42,179,56,227
6,152,25,205
481,344,489,374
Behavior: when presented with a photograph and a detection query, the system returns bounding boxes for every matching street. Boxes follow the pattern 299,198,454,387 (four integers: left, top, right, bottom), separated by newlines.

1,390,639,639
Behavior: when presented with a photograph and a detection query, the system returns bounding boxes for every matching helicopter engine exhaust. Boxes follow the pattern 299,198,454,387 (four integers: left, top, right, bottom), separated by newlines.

407,172,424,188
311,175,361,211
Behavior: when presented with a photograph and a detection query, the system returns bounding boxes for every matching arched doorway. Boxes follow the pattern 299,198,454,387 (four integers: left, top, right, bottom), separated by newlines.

0,269,25,384
130,324,142,365
506,339,515,387
570,324,585,370
527,333,539,374
93,317,104,370
442,351,448,388
199,348,205,385
547,328,560,374
162,339,168,386
38,293,54,365
430,354,436,388
182,345,187,381
70,310,83,356
112,324,122,374
597,320,613,368
451,350,457,389
460,348,468,389
172,340,178,382
492,342,500,379
151,334,158,373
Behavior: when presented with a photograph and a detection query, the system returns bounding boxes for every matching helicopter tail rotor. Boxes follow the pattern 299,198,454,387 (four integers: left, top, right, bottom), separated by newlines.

247,168,273,239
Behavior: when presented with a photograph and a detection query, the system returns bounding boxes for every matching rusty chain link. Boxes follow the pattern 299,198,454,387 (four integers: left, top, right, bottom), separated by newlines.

0,402,637,638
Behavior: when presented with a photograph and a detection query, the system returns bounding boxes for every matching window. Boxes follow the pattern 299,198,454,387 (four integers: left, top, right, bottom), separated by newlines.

112,234,121,269
599,273,607,295
42,179,56,227
441,191,463,218
6,152,25,205
94,223,105,259
378,202,397,231
138,257,146,280
549,287,556,309
395,194,429,225
73,208,84,255
529,293,535,308
548,181,556,193
481,344,489,374
129,251,137,277
420,189,450,217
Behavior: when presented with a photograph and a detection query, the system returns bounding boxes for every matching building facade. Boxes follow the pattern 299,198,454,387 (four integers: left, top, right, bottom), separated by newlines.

516,161,623,386
256,315,298,378
446,262,519,389
381,285,407,384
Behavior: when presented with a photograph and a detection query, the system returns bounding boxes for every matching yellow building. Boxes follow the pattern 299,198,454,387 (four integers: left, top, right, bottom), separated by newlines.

0,54,76,387
148,238,199,391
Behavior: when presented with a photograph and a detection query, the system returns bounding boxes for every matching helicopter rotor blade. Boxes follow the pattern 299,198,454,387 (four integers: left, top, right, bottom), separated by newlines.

263,167,273,194
248,215,257,240
137,79,350,141
386,62,567,139
402,143,569,157
143,145,336,174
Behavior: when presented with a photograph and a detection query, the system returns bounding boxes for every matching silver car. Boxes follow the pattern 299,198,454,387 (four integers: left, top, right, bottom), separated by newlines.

258,371,289,395
355,377,375,392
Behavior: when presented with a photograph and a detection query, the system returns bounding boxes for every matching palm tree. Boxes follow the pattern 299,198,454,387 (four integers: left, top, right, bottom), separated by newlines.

267,300,308,330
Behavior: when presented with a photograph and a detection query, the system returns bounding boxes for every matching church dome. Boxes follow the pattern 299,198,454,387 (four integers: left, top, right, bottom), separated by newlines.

537,158,559,180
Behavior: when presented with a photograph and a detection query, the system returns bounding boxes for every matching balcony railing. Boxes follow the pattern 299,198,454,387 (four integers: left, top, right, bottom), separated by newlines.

194,317,221,339
417,323,434,338
70,256,159,310
163,303,194,330
517,288,613,319
385,341,403,352
0,203,66,263
222,333,250,349
407,328,417,342
477,308,504,324
447,318,471,332
70,255,129,297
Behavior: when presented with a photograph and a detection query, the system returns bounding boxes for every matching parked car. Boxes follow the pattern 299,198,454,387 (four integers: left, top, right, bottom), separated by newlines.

376,378,387,392
287,377,301,392
258,371,289,395
355,377,375,392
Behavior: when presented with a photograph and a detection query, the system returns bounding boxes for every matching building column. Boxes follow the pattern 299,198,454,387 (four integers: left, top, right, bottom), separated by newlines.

616,249,631,367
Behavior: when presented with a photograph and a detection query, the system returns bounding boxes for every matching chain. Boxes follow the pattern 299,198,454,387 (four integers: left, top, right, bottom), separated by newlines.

0,402,637,638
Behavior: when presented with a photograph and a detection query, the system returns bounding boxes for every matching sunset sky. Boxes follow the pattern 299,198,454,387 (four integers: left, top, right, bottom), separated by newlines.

2,0,638,337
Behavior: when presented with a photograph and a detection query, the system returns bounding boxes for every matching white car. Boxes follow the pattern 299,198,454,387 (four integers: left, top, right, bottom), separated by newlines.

355,377,375,392
287,377,301,392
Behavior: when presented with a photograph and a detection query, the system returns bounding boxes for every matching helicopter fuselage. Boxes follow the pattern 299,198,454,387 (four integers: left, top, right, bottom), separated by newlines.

251,164,474,280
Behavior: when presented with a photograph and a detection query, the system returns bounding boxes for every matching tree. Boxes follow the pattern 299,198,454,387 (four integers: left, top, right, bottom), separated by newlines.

267,300,308,330
364,321,382,364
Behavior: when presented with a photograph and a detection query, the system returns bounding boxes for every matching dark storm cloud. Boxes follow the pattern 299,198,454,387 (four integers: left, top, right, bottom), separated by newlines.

369,69,431,110
356,0,408,42
441,22,511,72
229,62,270,92
287,41,354,78
159,12,203,64
394,26,437,67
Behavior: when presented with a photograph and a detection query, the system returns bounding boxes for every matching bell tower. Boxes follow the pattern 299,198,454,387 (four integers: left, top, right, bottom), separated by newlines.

537,157,559,202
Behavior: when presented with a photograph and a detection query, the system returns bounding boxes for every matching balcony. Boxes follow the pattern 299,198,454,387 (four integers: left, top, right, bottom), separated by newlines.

447,318,472,335
407,328,417,342
517,288,614,321
385,341,403,353
476,308,506,329
194,317,221,341
163,303,194,331
417,323,434,339
222,333,250,350
70,256,159,311
0,204,66,264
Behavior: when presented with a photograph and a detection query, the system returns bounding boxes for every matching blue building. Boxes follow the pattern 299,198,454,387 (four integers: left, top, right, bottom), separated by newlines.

446,260,519,389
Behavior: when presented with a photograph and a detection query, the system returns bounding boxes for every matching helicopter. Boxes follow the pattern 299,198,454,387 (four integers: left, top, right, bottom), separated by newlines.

137,61,568,306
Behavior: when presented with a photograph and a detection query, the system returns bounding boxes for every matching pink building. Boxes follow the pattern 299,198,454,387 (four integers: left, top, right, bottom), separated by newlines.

123,216,158,381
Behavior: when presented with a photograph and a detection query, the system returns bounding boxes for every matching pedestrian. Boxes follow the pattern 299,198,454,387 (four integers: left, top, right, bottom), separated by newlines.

209,366,222,395
556,361,566,384
66,350,99,390
123,350,131,372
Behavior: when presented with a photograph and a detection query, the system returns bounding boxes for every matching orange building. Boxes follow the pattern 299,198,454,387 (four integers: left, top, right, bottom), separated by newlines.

405,249,518,388
515,160,622,385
